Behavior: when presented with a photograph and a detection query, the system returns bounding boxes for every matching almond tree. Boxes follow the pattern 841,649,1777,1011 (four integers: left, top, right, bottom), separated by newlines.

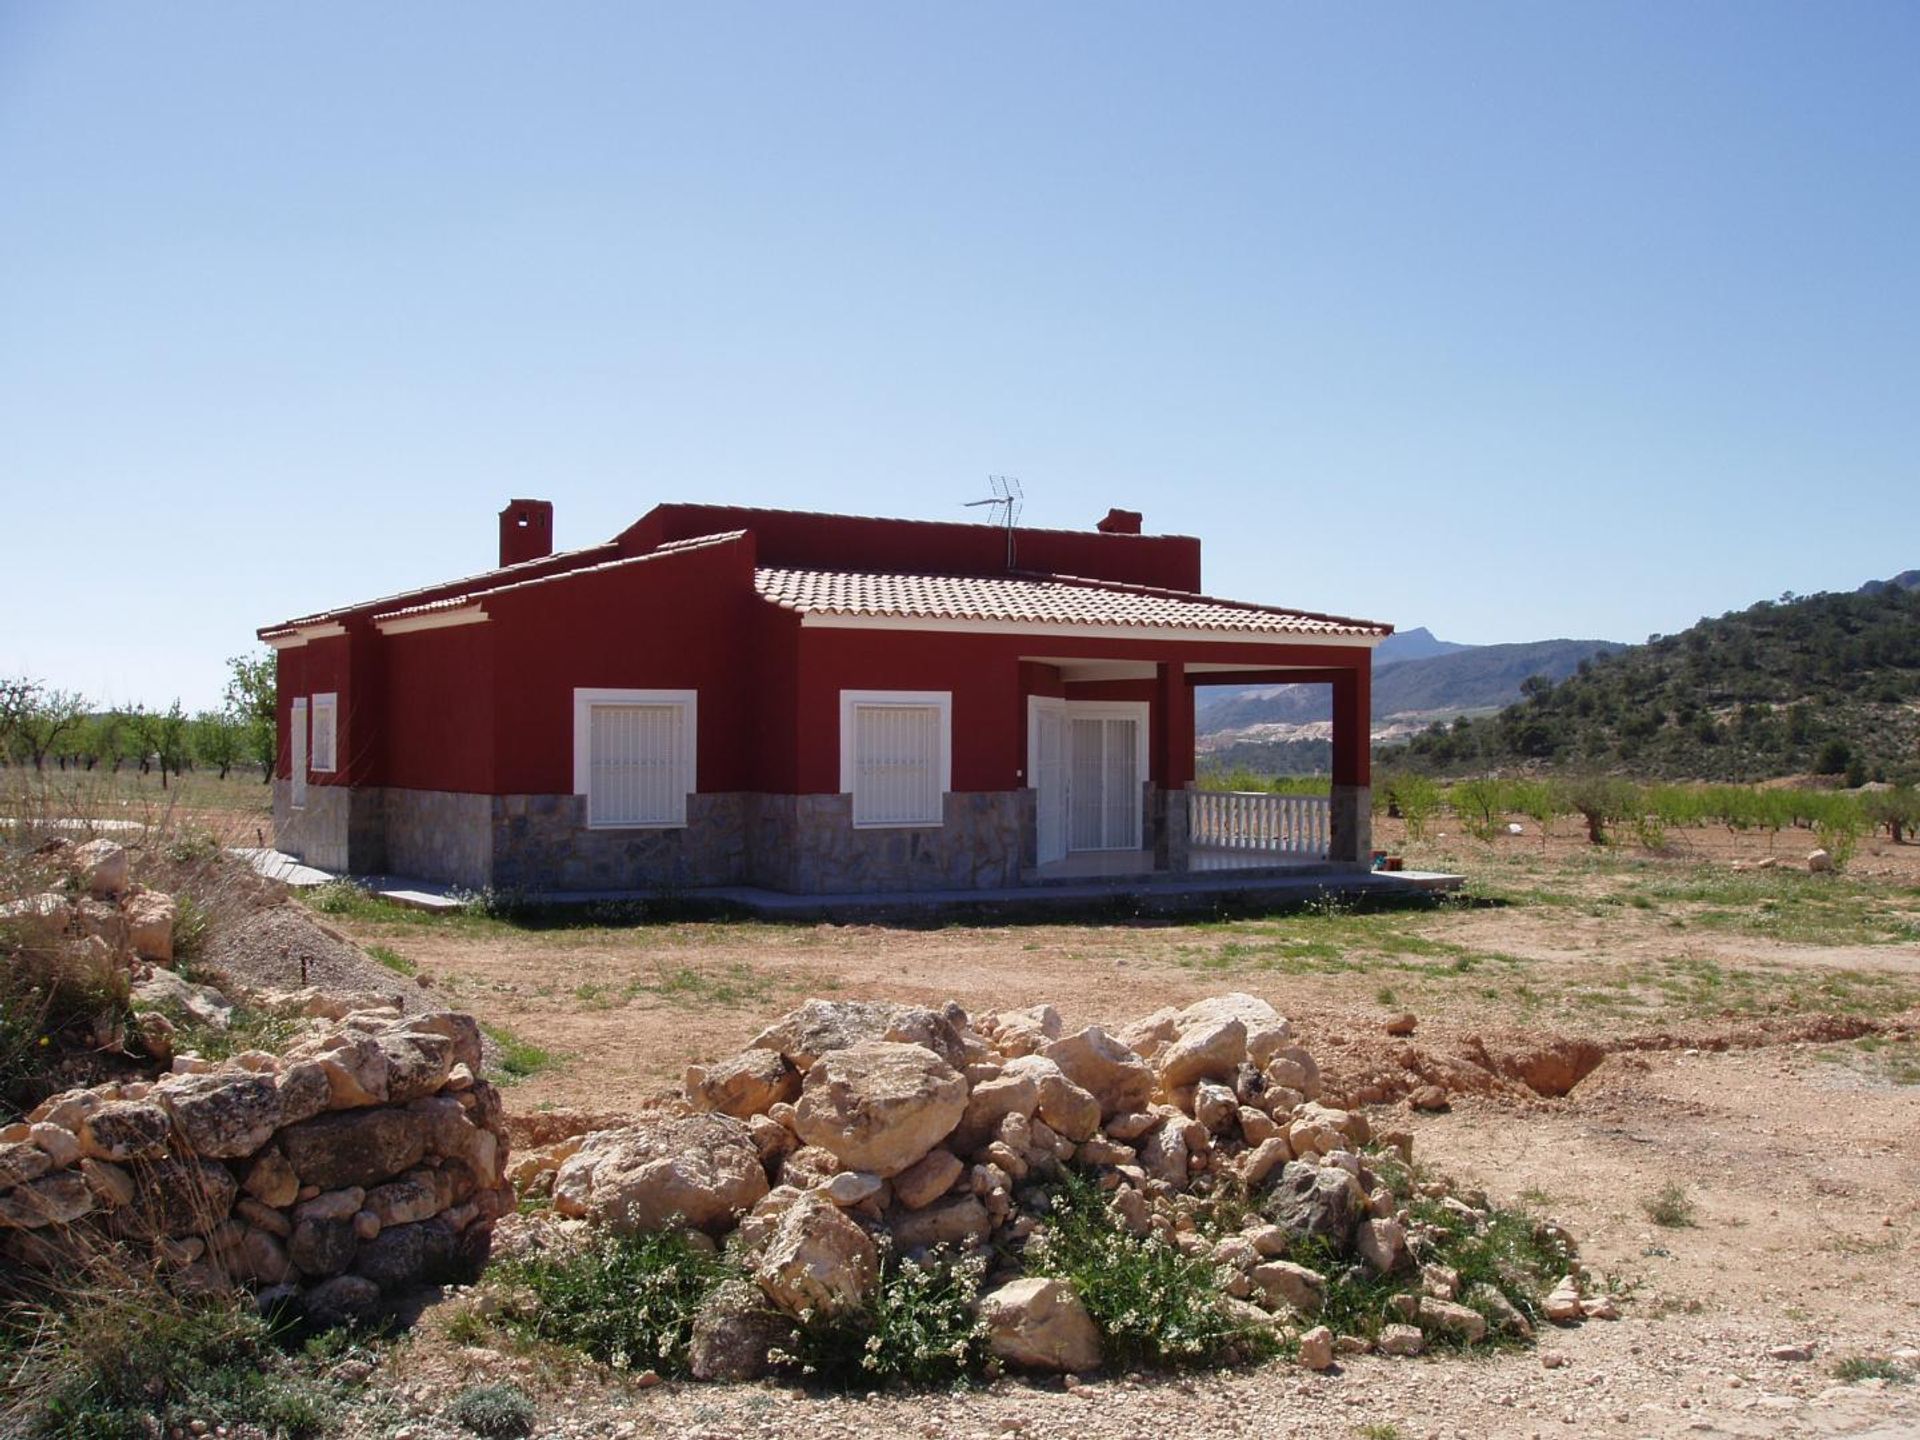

15,686,87,771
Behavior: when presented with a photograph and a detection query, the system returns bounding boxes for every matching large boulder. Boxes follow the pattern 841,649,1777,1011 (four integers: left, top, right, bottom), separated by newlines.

0,1172,94,1230
792,1041,967,1178
158,1072,284,1159
1000,1056,1101,1142
124,890,178,965
1175,994,1289,1067
280,1108,430,1191
977,1277,1101,1372
1265,1162,1363,1246
71,839,129,898
888,1194,991,1252
686,1049,800,1118
1040,1028,1155,1118
947,1073,1039,1156
752,999,967,1072
375,1031,455,1103
114,1156,238,1239
1156,1017,1246,1089
78,1101,173,1162
983,1004,1063,1057
354,1216,458,1291
753,1194,878,1318
689,1278,796,1381
891,1147,964,1210
551,1114,768,1235
131,970,232,1031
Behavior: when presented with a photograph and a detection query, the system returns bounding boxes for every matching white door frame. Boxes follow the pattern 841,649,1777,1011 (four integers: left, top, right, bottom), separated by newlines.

1027,697,1150,856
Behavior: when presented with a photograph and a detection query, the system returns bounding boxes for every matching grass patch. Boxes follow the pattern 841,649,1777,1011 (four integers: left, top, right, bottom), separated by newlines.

0,1286,362,1439
1642,1182,1697,1228
491,1229,728,1376
364,943,416,977
626,961,771,1008
446,1381,538,1437
1278,1154,1577,1347
480,1022,557,1084
1028,1170,1279,1370
1834,1355,1914,1384
1817,1036,1920,1087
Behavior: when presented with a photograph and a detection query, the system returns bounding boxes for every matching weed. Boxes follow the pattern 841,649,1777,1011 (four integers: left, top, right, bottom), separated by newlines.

1028,1171,1278,1370
480,1022,557,1084
0,1287,350,1439
1643,1182,1697,1229
493,1229,727,1376
1356,1426,1405,1440
364,943,416,977
446,1382,538,1437
1834,1355,1913,1384
778,1246,987,1388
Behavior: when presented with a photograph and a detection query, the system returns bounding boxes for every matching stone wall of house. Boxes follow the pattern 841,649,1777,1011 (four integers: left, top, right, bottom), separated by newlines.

1148,784,1192,873
491,792,750,893
747,791,1032,894
272,780,385,876
384,789,495,891
1329,783,1372,865
276,785,1039,897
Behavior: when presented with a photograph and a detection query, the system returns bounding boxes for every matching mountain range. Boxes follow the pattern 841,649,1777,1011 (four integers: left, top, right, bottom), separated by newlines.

1392,574,1920,784
1196,628,1621,749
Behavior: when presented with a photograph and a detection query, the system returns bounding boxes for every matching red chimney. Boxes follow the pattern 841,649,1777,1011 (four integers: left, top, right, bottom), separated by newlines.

499,499,554,567
1096,508,1143,535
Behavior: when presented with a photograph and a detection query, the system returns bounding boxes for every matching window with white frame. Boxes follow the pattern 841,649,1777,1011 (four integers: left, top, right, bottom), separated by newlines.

840,690,951,828
572,689,697,828
310,693,338,774
289,698,308,808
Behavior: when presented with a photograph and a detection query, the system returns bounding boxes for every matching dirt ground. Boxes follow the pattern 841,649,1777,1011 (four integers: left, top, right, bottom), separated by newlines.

315,822,1920,1439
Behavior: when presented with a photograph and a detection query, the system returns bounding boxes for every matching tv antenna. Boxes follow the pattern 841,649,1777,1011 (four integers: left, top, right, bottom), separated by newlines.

964,475,1024,570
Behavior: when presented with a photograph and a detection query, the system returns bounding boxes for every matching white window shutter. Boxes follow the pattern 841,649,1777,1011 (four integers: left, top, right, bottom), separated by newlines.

840,691,951,827
572,689,697,827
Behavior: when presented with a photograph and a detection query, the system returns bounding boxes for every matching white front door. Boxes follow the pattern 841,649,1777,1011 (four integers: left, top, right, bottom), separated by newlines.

1030,699,1147,859
1030,700,1069,865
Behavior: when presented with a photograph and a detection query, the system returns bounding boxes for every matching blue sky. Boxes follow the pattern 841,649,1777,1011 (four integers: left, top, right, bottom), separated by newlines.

3,4,1916,711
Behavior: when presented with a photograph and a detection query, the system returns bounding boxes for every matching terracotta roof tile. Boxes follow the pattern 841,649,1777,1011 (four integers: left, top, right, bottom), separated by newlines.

754,568,1388,637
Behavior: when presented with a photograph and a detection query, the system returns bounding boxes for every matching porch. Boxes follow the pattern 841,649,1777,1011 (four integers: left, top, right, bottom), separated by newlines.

1028,789,1341,880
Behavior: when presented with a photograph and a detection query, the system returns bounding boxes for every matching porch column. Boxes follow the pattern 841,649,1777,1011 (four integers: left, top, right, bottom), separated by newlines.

1152,661,1193,872
1329,662,1372,865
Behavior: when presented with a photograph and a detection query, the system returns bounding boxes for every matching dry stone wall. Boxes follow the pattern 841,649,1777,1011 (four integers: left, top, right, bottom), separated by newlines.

0,839,513,1326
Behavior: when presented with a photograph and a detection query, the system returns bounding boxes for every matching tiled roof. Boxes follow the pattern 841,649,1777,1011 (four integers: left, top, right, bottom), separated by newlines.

754,568,1388,637
262,541,623,635
369,532,752,622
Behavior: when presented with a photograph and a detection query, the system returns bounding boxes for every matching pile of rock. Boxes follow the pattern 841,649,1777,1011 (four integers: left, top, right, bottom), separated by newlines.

514,995,1610,1378
0,1004,514,1326
4,834,181,965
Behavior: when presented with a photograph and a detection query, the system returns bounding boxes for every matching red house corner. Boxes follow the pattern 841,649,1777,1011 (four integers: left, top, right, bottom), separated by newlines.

258,501,1391,897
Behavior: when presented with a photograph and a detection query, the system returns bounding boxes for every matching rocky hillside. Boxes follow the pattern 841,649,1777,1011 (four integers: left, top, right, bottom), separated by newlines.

1392,579,1920,783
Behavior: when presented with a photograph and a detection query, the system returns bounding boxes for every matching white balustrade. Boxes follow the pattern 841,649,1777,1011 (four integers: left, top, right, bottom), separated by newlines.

1189,790,1330,860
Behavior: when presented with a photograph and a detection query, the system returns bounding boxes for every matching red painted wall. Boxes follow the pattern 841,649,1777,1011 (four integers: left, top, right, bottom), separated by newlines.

485,534,765,797
617,504,1203,592
381,624,496,793
274,633,354,783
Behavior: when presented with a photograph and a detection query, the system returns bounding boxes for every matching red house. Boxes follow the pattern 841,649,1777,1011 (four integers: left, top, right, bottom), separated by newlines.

259,501,1388,895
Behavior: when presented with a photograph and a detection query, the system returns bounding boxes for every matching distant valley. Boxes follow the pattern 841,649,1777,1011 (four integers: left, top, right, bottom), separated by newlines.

1196,627,1622,763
